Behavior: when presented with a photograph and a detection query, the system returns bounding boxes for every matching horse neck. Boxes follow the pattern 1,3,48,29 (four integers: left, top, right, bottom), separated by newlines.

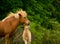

2,16,20,26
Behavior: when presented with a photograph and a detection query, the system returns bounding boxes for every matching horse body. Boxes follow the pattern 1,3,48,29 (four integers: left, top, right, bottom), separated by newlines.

0,17,18,36
23,24,31,44
0,9,30,44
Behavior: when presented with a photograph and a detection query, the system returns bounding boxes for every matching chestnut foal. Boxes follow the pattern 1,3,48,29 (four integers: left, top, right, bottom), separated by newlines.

0,10,30,44
23,24,31,44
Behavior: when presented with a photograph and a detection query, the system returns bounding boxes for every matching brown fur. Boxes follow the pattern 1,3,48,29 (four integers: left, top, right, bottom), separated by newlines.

0,9,30,44
23,24,31,44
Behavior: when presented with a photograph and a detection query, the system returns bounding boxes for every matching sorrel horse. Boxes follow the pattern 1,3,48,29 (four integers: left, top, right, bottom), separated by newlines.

23,24,31,44
0,9,30,44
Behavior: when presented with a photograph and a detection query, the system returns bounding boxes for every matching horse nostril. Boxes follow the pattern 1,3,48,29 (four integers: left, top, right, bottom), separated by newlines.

28,22,30,25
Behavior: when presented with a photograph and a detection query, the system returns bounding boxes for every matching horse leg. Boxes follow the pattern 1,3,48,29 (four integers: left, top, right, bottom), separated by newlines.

27,41,31,44
25,40,31,44
5,34,9,44
24,40,27,44
28,37,31,44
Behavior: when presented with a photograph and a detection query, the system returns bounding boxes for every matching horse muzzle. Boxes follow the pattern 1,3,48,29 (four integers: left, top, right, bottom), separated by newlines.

25,20,30,25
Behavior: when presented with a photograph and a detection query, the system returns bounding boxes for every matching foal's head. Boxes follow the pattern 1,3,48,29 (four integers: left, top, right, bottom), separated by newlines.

24,24,30,30
16,10,30,25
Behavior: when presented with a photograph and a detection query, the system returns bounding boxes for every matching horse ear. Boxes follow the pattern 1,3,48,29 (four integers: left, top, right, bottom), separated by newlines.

21,9,22,11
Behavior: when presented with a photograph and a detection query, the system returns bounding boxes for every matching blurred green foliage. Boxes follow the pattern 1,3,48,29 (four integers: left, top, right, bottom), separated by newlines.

0,0,60,44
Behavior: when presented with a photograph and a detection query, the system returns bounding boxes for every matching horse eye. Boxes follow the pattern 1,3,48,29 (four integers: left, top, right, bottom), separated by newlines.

18,14,21,16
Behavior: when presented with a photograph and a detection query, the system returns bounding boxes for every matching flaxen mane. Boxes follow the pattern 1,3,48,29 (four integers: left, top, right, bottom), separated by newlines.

2,12,19,22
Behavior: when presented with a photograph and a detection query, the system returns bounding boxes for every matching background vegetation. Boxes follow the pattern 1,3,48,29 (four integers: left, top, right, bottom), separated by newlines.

0,0,60,44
